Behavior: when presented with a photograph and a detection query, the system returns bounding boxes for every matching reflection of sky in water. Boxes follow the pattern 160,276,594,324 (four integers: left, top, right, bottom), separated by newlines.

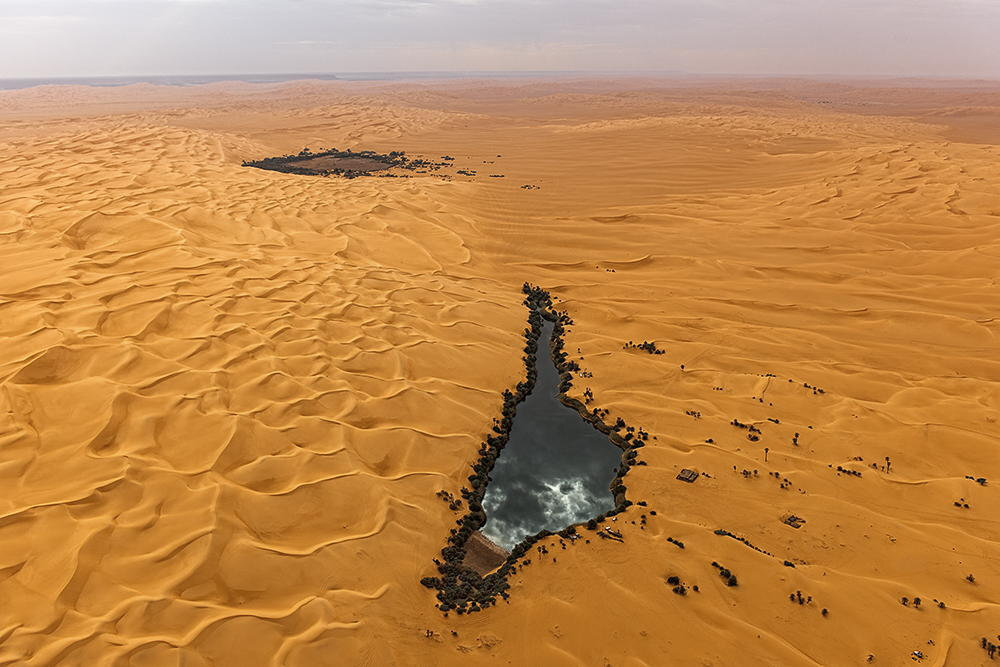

482,318,621,550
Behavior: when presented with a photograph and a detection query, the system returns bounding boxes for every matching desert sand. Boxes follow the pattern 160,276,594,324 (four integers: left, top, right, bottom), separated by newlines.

0,76,999,665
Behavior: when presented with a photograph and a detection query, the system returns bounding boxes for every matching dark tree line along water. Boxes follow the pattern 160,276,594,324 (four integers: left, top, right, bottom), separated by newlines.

420,284,648,615
242,147,451,179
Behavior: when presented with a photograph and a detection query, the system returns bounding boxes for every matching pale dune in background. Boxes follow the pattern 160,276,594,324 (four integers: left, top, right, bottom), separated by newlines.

0,77,999,665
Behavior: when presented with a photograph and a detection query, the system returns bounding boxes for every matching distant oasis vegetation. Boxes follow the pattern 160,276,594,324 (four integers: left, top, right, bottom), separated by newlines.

242,147,452,179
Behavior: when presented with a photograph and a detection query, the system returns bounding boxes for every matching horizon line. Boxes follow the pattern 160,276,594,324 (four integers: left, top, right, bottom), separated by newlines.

0,70,1000,92
3,70,1000,83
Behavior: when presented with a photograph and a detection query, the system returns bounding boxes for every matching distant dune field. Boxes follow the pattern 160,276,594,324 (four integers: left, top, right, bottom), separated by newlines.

0,77,998,665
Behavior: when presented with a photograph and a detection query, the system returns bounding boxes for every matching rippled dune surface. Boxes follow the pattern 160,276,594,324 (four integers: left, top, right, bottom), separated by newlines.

1,78,999,665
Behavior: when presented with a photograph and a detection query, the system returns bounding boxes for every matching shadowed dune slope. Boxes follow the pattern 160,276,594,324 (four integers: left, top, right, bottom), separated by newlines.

0,78,999,666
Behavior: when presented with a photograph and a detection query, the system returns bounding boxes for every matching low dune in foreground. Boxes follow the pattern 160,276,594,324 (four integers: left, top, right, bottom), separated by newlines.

0,76,999,665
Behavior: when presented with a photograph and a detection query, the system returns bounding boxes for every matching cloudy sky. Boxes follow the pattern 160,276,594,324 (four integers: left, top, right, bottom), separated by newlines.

1,0,998,79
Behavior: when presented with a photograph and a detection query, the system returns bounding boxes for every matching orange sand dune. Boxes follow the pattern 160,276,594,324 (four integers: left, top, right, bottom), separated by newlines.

1,77,999,665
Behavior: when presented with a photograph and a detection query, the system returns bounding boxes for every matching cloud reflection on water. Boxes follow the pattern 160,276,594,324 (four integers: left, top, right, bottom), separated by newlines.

480,317,620,550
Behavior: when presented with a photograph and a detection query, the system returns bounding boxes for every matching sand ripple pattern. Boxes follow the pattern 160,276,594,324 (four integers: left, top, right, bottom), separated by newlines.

0,80,999,665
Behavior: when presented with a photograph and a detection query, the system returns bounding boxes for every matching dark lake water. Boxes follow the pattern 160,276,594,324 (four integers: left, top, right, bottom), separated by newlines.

481,317,622,550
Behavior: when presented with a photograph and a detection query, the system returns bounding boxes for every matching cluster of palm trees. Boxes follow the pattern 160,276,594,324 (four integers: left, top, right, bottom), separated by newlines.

622,340,665,354
241,147,452,179
711,561,739,587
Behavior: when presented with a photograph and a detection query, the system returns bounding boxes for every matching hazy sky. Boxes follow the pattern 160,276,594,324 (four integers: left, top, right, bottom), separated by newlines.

2,0,998,79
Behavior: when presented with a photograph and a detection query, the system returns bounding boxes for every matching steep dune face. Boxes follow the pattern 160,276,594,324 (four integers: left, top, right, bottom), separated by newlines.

0,78,998,665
